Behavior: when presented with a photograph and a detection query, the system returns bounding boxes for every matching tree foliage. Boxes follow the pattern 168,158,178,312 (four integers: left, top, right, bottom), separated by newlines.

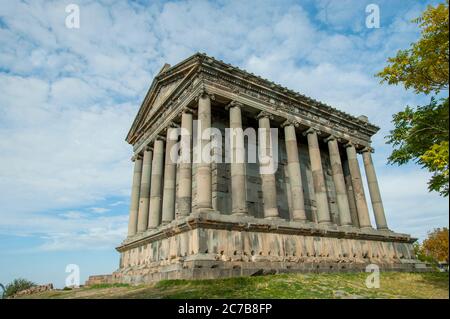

387,98,449,196
4,278,35,298
377,1,449,196
421,227,449,263
377,1,449,94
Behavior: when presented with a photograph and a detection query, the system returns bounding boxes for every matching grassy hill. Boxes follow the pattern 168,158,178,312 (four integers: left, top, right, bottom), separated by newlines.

17,272,448,299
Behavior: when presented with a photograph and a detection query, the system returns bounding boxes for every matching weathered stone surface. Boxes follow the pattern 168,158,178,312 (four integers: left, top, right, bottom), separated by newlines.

111,212,422,284
10,284,54,298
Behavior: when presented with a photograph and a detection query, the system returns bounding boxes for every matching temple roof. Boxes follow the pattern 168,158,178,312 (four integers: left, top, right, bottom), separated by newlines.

126,52,379,144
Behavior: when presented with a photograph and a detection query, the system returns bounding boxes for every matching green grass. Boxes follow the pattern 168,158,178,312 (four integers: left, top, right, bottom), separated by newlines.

17,272,449,299
86,283,130,290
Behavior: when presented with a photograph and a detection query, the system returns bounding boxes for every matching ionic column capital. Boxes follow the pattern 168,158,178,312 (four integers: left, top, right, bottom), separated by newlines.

225,100,243,110
153,134,166,143
195,85,215,102
344,141,361,149
159,122,179,136
181,106,196,114
361,146,375,153
256,111,274,120
131,153,143,162
302,127,320,136
323,134,337,143
281,119,299,128
145,145,153,152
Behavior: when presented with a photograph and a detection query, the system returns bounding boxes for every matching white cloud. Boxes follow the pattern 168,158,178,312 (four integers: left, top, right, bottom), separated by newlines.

90,207,110,214
37,218,127,252
109,201,125,207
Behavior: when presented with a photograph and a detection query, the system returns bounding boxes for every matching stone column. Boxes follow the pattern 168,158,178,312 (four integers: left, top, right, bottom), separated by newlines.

257,111,279,219
362,147,388,230
127,155,142,236
304,128,331,224
228,101,247,215
343,159,360,227
177,109,193,217
196,89,213,210
324,136,352,226
137,147,152,232
282,120,306,221
345,143,372,229
162,126,178,225
148,137,165,229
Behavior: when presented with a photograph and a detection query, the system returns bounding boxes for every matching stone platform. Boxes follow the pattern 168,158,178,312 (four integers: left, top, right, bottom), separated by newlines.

108,211,424,285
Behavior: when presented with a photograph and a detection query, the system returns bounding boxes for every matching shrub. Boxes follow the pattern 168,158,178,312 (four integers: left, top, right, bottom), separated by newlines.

4,278,36,298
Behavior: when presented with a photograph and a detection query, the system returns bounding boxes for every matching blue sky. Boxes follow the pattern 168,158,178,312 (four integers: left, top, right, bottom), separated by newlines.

0,0,448,288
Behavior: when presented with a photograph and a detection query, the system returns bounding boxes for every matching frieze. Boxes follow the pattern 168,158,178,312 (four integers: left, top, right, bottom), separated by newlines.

201,71,372,142
201,62,378,138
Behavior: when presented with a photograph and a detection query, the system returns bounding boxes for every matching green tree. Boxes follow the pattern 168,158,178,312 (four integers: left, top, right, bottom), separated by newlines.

4,278,35,298
377,1,449,196
387,98,449,196
413,242,436,265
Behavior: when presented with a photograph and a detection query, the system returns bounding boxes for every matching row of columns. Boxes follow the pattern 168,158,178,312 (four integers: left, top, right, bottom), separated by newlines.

127,94,388,237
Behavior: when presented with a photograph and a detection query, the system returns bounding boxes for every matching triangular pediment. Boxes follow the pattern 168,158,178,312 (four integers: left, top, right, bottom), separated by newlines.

126,56,201,143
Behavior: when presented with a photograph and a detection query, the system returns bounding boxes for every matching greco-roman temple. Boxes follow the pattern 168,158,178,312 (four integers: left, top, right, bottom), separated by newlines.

88,53,425,285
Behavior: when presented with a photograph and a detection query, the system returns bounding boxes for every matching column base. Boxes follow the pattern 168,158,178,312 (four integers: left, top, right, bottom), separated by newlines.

232,209,248,216
195,207,215,214
265,216,282,220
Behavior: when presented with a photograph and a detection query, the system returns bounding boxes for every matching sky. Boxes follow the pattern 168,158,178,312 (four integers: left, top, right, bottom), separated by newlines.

0,0,448,288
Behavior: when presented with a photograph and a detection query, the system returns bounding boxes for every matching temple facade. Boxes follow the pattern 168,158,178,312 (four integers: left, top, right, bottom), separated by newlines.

110,53,424,284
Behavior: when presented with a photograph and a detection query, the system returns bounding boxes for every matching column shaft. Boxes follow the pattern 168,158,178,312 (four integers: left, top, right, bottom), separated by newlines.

196,93,212,209
343,159,360,227
229,103,247,214
127,157,142,236
162,128,178,224
148,139,165,228
284,123,306,221
345,144,371,228
305,129,331,224
326,138,352,226
177,111,193,217
137,148,152,232
258,114,279,219
362,150,388,230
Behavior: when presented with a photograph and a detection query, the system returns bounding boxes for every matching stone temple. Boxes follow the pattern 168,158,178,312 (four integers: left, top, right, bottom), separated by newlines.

93,53,425,284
